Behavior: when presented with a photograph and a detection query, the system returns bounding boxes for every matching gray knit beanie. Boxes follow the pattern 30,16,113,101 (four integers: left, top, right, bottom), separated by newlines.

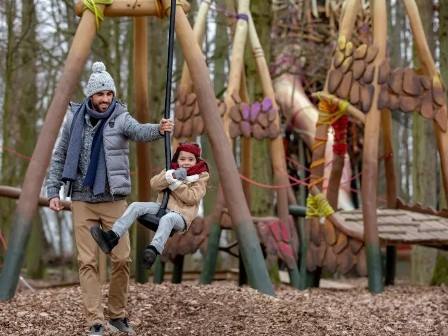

85,61,116,97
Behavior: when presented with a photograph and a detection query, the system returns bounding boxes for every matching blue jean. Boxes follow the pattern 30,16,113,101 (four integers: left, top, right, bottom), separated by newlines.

112,202,185,253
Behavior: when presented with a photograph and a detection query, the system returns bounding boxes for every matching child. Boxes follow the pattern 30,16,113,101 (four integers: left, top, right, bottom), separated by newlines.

90,143,209,268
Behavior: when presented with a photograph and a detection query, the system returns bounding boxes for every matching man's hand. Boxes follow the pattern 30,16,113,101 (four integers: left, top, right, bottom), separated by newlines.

159,118,174,134
49,197,64,212
172,168,187,181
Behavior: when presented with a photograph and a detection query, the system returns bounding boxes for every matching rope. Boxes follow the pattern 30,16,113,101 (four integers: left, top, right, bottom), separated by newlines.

306,193,334,218
317,98,348,125
308,97,350,188
332,115,349,156
239,173,310,189
82,0,113,28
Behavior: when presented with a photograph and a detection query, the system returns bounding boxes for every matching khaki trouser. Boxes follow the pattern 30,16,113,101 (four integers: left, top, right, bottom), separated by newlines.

72,200,130,326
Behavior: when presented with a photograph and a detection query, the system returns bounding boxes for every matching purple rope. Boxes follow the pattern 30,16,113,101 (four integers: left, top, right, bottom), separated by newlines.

236,13,249,21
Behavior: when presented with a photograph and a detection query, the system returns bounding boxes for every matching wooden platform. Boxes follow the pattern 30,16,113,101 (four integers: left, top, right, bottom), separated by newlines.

338,209,448,248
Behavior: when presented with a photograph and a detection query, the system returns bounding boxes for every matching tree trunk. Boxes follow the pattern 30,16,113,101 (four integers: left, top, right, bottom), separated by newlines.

246,1,274,218
431,0,448,286
411,0,438,285
0,0,19,235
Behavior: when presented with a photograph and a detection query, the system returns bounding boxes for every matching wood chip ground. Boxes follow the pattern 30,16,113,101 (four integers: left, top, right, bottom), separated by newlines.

1,281,447,335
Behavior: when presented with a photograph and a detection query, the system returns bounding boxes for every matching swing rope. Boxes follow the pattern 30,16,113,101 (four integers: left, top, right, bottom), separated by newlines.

82,0,113,28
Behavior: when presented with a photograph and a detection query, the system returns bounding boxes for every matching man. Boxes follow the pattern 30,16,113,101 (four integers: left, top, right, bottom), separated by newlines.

46,61,173,336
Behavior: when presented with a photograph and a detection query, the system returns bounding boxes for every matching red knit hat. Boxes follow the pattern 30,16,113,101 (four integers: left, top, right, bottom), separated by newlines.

170,143,209,175
172,143,201,160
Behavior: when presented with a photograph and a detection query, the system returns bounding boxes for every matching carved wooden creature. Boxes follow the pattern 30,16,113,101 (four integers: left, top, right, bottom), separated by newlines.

305,0,448,294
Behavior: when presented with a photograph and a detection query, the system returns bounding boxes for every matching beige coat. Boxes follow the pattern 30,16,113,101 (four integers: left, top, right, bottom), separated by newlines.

150,169,209,230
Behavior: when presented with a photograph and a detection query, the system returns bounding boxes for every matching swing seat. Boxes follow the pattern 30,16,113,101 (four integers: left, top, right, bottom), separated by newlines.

138,211,176,237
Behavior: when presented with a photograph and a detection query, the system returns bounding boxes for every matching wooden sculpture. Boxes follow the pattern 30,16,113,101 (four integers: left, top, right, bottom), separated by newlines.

303,0,448,294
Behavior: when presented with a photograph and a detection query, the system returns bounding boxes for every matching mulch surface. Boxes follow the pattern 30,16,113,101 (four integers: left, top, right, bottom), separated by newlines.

0,280,447,335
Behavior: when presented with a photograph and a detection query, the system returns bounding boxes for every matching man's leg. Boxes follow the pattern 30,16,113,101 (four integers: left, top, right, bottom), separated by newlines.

112,202,160,238
97,200,131,320
150,212,185,254
72,201,104,326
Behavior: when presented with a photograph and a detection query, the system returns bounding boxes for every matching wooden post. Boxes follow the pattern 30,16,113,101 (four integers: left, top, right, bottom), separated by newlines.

200,188,225,284
171,254,184,284
0,7,105,301
361,0,387,294
133,17,151,283
382,108,398,285
173,4,275,295
153,258,165,284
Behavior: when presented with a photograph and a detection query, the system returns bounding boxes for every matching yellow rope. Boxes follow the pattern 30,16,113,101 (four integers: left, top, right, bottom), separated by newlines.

317,98,348,125
306,193,334,218
310,158,325,169
82,0,113,28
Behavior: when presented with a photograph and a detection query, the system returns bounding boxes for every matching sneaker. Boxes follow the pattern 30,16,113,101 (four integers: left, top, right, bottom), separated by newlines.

142,245,159,269
89,324,104,336
108,317,135,335
90,225,119,254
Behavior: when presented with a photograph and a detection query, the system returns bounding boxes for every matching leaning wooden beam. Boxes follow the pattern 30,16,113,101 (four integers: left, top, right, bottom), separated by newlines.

178,0,211,96
247,15,290,228
221,14,248,139
75,0,190,17
0,186,71,210
361,0,387,294
311,92,366,124
134,17,151,283
402,0,448,202
247,15,302,289
173,0,211,149
173,3,275,295
0,6,104,300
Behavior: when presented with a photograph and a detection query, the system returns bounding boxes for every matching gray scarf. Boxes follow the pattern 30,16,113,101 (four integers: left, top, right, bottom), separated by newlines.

62,98,116,195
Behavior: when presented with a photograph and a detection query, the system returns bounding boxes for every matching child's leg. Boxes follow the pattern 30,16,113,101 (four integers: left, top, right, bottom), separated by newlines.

112,202,160,237
150,212,185,253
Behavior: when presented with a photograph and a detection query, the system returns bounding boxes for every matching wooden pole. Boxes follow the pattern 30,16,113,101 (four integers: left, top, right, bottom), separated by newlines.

247,15,301,289
0,186,71,210
402,0,448,202
177,0,211,97
361,0,387,294
172,0,210,148
133,17,151,283
173,4,275,295
0,7,104,300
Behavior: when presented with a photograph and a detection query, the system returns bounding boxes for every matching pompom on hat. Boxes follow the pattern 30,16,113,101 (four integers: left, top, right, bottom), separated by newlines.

85,61,116,97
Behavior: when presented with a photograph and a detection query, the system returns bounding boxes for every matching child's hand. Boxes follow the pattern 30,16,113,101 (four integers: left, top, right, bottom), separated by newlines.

172,168,187,180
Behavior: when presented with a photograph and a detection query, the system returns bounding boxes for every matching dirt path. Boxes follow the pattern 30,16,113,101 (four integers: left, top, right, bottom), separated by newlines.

0,281,447,335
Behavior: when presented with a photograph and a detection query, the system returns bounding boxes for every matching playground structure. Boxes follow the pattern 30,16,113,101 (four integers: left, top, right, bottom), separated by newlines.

303,0,448,293
0,0,276,300
166,0,302,288
1,0,448,301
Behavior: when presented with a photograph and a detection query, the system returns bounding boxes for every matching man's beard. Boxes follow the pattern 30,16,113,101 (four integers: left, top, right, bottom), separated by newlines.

92,101,110,112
